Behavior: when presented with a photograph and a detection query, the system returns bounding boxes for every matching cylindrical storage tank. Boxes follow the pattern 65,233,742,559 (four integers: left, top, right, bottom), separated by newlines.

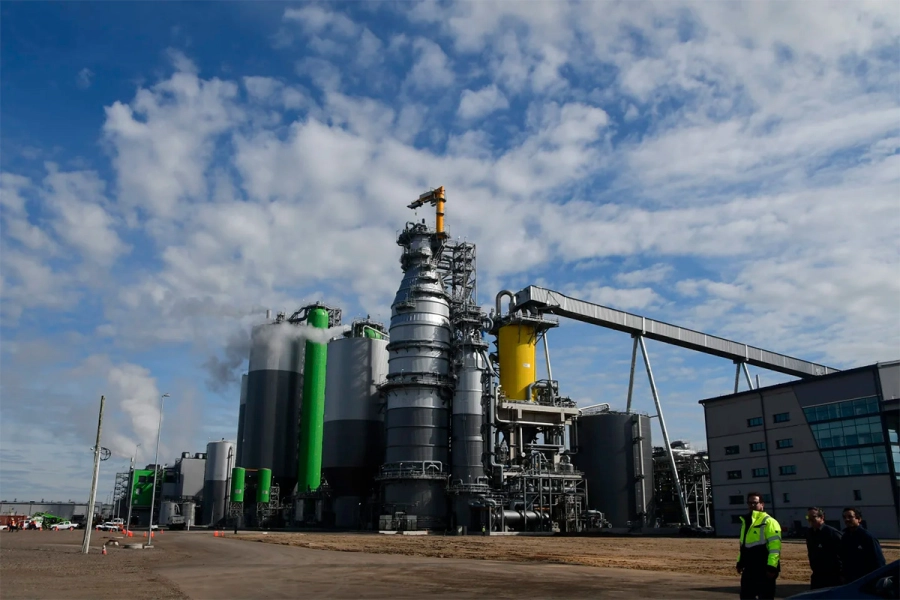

236,374,248,466
241,321,305,494
451,344,487,486
573,412,653,528
231,467,246,503
257,468,272,503
181,502,196,528
202,440,236,526
159,501,178,527
322,335,388,498
498,324,537,400
297,308,329,493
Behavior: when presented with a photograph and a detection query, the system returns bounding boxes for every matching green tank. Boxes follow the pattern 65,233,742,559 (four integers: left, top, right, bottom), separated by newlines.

257,468,272,503
231,467,246,503
364,326,383,340
297,307,329,493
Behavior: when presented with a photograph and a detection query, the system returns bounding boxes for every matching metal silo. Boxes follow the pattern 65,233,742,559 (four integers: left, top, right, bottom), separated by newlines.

573,411,653,528
236,373,247,466
240,316,305,493
379,221,453,529
322,320,389,528
296,307,329,493
202,440,236,525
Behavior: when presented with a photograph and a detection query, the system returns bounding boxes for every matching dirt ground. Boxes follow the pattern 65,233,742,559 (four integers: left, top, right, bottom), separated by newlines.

239,531,900,582
1,529,897,599
0,529,186,599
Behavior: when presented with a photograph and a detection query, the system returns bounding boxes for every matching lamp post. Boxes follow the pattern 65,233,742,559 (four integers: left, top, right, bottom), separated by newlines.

125,443,141,533
146,393,169,548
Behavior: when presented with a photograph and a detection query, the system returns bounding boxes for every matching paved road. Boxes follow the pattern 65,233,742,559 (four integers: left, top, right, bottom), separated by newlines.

157,533,810,599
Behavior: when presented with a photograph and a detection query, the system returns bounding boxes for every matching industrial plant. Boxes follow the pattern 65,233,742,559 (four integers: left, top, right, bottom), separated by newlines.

102,187,897,537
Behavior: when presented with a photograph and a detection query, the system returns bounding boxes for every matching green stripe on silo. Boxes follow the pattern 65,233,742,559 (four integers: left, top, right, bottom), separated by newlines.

297,308,329,493
231,467,246,503
257,468,272,503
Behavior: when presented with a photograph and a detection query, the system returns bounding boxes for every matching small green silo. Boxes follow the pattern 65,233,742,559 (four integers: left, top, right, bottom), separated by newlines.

297,307,329,493
257,468,272,504
231,467,246,503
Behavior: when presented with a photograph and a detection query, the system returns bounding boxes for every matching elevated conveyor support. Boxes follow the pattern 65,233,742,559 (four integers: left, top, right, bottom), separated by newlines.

513,286,838,379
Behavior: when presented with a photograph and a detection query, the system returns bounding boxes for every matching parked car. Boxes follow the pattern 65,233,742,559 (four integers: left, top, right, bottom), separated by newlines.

96,522,122,531
787,560,899,599
50,521,77,531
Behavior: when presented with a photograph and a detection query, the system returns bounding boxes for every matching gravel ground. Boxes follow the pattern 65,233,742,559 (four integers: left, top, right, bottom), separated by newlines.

238,531,900,582
0,529,186,600
2,529,896,599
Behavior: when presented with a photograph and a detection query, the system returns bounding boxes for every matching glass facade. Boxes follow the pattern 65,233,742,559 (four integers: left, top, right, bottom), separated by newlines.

804,396,879,423
810,416,884,448
821,447,890,476
804,396,890,477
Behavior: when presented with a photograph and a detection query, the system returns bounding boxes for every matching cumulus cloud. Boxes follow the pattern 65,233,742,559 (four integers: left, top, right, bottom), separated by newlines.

458,85,509,120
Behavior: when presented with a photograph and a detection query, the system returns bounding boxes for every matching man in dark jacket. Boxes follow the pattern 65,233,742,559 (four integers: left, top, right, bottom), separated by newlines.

736,492,782,600
839,507,886,583
806,507,842,589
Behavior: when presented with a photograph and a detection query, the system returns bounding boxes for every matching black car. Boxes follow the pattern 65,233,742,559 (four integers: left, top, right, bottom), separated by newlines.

787,560,899,600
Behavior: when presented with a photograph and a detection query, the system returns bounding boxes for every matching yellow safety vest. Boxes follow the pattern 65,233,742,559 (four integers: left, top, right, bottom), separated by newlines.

737,510,782,570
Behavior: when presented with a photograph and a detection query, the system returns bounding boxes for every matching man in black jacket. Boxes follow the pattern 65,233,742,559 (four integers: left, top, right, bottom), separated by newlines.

839,507,886,583
806,507,842,589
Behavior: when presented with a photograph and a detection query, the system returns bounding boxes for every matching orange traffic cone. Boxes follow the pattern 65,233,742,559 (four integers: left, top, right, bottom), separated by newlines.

128,530,133,537
214,530,219,537
101,545,107,555
142,532,147,538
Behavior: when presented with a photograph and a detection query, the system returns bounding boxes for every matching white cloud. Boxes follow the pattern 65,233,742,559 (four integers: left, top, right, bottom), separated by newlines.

405,39,455,90
42,166,129,266
102,65,241,219
458,85,509,120
76,67,94,89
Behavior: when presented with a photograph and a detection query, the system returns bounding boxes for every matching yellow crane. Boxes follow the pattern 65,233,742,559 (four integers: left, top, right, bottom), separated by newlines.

408,186,447,238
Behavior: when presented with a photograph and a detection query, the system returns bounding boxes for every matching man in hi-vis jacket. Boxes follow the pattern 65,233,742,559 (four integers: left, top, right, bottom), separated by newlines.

736,492,782,599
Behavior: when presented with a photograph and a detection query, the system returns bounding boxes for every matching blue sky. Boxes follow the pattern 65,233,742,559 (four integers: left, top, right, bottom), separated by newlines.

2,1,898,502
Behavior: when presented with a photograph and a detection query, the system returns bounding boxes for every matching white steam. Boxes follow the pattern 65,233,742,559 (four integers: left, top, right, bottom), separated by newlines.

104,363,162,463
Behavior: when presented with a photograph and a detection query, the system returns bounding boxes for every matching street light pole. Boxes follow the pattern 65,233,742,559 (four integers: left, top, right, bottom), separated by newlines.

125,443,140,533
146,393,169,548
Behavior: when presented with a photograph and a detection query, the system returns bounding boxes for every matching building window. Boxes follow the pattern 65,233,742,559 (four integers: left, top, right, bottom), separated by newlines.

810,415,885,449
727,470,742,480
725,445,740,455
729,495,744,505
821,447,891,476
761,494,772,504
776,438,793,449
773,412,791,423
752,467,769,477
783,493,790,503
803,396,880,424
731,515,743,524
750,442,766,452
853,490,862,501
748,417,764,427
779,465,797,475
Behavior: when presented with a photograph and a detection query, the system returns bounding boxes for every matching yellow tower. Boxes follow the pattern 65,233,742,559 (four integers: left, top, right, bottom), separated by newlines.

498,324,538,401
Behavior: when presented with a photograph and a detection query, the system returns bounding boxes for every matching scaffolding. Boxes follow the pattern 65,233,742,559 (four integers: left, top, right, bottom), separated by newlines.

652,442,712,527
